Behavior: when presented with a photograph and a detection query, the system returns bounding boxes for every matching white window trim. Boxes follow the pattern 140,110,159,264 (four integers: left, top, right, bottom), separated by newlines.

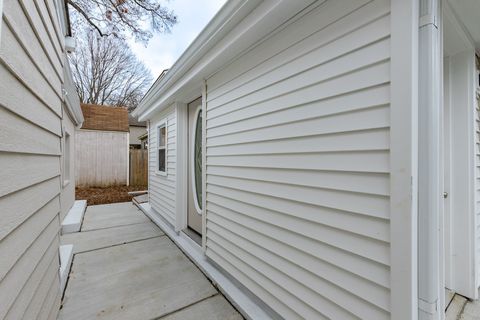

155,120,167,176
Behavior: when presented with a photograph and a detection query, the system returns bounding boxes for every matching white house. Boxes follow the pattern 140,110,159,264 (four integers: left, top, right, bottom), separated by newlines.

128,113,147,149
0,0,83,319
133,0,480,319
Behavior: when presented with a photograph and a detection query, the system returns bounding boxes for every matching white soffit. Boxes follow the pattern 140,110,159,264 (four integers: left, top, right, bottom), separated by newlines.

447,0,480,50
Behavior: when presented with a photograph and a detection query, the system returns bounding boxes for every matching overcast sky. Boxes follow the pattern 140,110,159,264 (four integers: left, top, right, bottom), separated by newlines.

129,0,227,80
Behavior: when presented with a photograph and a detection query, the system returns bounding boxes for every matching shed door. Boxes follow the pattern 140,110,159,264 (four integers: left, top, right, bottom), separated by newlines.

187,98,203,235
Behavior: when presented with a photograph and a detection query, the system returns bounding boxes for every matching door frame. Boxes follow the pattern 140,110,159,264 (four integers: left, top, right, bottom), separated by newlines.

175,101,188,233
174,90,207,250
189,103,203,216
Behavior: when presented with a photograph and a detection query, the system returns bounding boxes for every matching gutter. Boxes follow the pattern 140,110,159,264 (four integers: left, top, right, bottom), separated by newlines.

418,0,442,318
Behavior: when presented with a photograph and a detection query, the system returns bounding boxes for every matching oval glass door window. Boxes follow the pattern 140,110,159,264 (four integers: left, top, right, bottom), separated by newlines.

193,110,202,211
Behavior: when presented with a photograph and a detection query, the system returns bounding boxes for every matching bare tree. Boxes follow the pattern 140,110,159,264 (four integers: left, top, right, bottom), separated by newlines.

69,32,153,110
67,0,177,43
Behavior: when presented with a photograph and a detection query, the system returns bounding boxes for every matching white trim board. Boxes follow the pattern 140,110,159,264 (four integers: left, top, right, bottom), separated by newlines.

390,1,419,319
175,103,188,232
135,202,279,320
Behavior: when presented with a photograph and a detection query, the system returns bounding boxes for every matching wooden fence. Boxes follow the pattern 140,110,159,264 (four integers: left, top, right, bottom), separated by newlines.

129,149,148,186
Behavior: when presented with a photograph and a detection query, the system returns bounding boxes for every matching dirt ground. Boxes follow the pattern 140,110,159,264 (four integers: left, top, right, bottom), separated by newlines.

76,185,147,206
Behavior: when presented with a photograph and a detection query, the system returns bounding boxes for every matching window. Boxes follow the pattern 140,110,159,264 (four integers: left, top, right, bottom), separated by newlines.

63,131,71,185
157,122,167,174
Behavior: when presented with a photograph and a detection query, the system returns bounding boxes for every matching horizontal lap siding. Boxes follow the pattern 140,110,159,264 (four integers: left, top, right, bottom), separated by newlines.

205,1,391,319
0,0,66,319
149,106,177,226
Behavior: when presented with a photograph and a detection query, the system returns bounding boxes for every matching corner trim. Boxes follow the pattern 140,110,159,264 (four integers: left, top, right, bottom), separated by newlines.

390,0,419,319
175,102,188,232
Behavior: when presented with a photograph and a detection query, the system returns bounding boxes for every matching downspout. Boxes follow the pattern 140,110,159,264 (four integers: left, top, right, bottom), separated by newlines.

418,0,442,319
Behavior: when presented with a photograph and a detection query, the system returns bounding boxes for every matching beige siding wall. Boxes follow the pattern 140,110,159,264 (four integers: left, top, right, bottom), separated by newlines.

75,130,129,187
204,0,391,319
148,105,177,226
0,0,67,319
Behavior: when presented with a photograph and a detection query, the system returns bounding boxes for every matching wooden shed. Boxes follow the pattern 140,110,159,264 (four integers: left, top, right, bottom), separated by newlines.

75,104,130,187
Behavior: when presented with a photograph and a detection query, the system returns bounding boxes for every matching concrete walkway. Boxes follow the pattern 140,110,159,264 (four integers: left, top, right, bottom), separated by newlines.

58,202,242,320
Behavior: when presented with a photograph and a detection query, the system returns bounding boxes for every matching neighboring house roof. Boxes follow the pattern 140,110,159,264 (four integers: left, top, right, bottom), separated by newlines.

128,114,146,127
80,104,129,132
138,132,148,141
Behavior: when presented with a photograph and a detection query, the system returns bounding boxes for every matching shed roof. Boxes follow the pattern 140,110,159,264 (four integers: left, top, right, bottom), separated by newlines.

80,104,129,132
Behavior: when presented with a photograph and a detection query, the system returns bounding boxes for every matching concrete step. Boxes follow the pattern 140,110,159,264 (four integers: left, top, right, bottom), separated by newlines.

61,200,87,234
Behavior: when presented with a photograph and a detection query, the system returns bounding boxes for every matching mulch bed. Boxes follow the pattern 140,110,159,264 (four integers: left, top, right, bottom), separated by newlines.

76,185,147,206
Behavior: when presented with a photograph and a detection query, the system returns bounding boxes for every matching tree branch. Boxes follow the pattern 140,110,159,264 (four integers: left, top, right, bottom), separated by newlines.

67,0,108,37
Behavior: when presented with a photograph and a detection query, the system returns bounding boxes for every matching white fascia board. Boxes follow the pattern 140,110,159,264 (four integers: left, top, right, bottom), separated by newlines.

63,62,84,126
63,93,84,127
136,0,319,121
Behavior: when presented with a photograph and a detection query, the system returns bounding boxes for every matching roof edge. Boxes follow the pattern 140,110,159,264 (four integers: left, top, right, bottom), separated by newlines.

133,0,257,118
63,62,84,126
134,0,318,121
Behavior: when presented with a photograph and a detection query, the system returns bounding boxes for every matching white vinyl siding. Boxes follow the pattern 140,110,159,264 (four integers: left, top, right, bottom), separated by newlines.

0,0,68,318
149,105,177,226
204,0,391,319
